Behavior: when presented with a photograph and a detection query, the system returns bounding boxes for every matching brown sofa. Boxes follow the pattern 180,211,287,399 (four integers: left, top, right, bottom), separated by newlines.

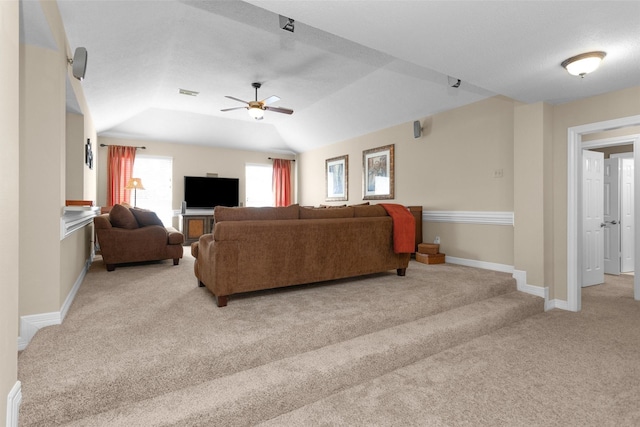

192,204,418,307
94,204,185,271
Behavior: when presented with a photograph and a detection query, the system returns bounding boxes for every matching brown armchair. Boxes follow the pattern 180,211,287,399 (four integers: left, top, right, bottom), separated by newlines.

94,204,185,271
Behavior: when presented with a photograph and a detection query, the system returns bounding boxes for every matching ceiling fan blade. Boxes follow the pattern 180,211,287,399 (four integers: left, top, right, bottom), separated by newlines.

225,96,249,105
261,95,280,106
221,106,248,112
264,106,294,115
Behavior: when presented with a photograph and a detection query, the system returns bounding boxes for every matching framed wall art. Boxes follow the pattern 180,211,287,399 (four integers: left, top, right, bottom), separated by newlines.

362,144,394,200
85,138,93,169
325,154,348,201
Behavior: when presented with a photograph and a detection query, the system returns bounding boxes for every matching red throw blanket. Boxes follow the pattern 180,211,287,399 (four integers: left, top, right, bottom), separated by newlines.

380,204,415,254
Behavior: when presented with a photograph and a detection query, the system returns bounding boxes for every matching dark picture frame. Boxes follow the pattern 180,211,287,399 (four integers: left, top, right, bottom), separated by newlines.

325,155,348,201
85,138,93,169
362,144,394,200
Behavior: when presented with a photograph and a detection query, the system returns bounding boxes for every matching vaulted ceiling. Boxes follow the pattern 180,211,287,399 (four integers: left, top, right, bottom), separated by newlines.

21,1,640,154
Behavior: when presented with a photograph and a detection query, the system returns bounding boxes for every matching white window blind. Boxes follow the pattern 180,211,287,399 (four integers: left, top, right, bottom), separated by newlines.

133,155,174,226
245,163,274,207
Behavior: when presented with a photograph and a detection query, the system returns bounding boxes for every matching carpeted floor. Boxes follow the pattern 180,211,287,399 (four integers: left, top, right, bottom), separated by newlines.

17,247,639,426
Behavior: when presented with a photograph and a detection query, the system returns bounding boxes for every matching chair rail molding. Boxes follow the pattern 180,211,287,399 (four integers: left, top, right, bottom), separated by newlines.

423,210,514,226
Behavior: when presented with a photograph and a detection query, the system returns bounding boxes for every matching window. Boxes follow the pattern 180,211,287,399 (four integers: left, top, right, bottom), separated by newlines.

133,155,173,226
245,164,273,207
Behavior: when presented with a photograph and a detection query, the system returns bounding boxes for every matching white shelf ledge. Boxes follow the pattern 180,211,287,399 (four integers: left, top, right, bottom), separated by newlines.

60,206,100,239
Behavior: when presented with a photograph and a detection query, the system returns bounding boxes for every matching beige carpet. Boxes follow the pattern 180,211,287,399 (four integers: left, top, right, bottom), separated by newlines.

261,273,640,426
19,248,638,426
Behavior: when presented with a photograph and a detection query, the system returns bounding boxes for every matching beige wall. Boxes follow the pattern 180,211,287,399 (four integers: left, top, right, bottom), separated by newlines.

19,0,97,321
551,85,640,300
513,102,553,288
592,144,634,158
66,113,85,200
582,125,640,142
298,86,640,301
298,96,517,265
97,137,296,228
19,42,65,316
1,0,20,422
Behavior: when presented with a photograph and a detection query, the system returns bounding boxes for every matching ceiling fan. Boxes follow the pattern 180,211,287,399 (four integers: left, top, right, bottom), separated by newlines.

221,82,294,120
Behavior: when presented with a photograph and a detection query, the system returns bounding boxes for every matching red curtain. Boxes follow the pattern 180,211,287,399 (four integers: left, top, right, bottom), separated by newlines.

272,159,292,207
107,145,136,206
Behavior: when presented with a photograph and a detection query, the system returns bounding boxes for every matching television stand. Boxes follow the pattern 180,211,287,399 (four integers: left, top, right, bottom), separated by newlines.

180,209,214,245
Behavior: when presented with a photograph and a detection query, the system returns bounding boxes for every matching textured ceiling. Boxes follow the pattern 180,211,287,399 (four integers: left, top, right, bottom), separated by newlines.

23,1,640,154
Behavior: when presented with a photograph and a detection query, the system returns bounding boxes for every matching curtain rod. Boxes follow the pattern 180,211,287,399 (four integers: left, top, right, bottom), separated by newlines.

268,157,295,162
99,144,146,149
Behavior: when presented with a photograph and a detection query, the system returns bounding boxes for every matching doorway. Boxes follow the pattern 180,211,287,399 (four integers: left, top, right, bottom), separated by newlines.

582,142,635,287
568,116,640,312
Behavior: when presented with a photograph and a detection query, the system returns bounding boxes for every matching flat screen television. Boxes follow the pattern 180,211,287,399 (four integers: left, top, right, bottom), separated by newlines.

184,176,239,209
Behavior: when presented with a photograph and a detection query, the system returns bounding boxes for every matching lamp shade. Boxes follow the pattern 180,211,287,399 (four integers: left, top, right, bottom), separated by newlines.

561,51,606,77
125,178,145,190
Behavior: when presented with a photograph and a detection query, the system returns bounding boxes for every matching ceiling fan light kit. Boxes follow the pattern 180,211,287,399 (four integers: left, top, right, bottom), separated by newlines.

222,82,294,120
248,104,264,120
561,51,606,77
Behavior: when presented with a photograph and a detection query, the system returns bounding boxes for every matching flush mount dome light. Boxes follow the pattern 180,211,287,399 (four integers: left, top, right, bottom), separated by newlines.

561,51,606,77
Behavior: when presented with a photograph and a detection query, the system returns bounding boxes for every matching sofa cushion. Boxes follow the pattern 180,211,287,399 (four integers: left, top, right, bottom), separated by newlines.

353,204,387,217
109,204,139,229
131,207,164,227
214,204,300,222
299,206,354,219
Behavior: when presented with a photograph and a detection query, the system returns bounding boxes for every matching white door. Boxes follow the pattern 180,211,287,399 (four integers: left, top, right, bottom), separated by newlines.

582,150,605,287
603,158,621,275
621,158,635,272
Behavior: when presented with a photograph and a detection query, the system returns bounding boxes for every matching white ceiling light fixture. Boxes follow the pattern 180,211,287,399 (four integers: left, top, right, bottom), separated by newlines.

247,104,265,120
561,51,606,78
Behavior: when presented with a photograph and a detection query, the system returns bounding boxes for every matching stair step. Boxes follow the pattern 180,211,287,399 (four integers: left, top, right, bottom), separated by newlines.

20,263,520,425
69,291,543,426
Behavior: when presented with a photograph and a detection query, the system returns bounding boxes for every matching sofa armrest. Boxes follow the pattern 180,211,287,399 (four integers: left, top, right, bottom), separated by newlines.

166,227,185,245
93,214,112,230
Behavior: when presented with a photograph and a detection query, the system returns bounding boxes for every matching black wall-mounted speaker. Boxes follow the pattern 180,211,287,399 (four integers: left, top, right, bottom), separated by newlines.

413,120,422,139
72,47,88,80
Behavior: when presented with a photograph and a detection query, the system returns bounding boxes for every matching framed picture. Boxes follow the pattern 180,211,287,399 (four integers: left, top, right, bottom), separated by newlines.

325,155,348,201
363,144,394,200
85,139,93,169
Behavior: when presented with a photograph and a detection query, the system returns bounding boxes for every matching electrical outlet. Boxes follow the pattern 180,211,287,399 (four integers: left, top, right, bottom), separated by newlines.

434,236,440,244
493,168,504,178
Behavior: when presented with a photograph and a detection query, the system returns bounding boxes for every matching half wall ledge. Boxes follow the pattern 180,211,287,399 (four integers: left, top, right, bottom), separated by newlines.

60,206,100,240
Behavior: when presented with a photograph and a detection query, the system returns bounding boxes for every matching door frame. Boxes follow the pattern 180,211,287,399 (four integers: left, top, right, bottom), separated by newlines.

568,115,640,312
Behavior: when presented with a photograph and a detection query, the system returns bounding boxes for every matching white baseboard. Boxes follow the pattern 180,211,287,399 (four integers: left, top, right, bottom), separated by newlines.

546,299,570,311
512,269,554,311
6,381,21,427
445,257,562,311
445,256,514,274
17,257,90,351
